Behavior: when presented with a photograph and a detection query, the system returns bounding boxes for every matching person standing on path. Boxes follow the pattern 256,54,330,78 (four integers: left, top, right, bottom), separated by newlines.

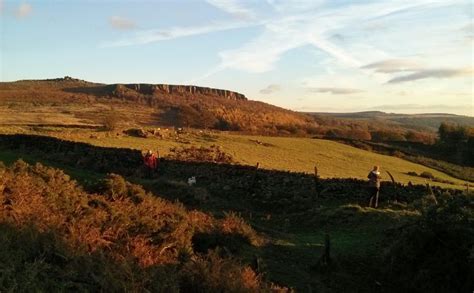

368,166,382,208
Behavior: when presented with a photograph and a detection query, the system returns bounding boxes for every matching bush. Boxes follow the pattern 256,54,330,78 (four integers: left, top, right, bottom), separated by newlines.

179,250,266,292
384,194,474,292
0,161,274,291
167,145,234,164
101,173,146,202
371,130,407,142
419,171,434,179
102,111,122,130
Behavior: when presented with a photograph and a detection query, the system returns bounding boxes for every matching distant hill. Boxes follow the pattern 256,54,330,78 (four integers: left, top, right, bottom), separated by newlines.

1,77,471,140
309,111,474,132
0,77,316,134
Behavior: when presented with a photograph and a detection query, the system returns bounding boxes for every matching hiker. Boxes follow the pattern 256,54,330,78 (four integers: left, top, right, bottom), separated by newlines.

143,150,158,177
367,166,382,208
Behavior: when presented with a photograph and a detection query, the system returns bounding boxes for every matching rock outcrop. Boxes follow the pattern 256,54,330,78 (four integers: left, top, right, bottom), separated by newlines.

107,83,246,101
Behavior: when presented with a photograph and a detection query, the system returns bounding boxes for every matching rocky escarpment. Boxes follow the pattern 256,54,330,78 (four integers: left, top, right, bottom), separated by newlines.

107,83,247,101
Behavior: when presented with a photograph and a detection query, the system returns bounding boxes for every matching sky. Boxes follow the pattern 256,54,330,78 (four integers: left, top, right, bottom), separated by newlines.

0,0,473,116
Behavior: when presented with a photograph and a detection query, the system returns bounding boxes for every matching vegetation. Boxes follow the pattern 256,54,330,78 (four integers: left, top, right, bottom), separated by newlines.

0,136,471,291
0,161,278,291
3,78,471,142
166,145,234,164
2,130,471,189
0,78,473,291
102,110,122,130
436,122,474,166
384,194,473,292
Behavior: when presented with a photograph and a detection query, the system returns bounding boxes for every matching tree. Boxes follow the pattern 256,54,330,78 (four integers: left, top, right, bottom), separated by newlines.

438,122,471,144
102,111,121,130
177,105,201,128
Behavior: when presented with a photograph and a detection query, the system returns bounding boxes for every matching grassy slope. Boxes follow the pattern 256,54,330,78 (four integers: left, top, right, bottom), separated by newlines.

0,148,425,291
16,127,468,189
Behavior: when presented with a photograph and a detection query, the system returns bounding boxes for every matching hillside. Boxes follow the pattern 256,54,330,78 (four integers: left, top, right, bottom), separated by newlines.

0,135,472,292
0,77,316,134
309,111,474,132
1,77,472,181
3,77,468,140
0,129,470,189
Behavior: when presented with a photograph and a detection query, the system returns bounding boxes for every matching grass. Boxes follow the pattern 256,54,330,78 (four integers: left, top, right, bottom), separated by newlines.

5,126,468,189
0,138,468,291
0,148,103,185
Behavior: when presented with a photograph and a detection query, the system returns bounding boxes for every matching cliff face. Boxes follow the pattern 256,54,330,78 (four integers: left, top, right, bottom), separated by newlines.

107,83,247,101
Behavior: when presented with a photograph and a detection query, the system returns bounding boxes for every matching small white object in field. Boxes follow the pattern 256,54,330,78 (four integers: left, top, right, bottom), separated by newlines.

188,176,196,186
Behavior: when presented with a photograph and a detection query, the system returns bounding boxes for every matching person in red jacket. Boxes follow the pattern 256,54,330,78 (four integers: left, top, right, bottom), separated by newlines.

143,150,158,177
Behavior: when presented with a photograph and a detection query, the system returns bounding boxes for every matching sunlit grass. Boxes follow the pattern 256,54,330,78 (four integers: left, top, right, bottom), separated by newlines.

12,127,468,189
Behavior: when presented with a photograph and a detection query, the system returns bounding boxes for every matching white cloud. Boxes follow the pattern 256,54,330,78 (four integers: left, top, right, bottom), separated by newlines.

308,87,364,95
101,21,255,47
101,0,468,89
387,68,473,83
109,16,136,30
362,59,423,73
206,0,255,19
16,3,32,18
260,84,281,94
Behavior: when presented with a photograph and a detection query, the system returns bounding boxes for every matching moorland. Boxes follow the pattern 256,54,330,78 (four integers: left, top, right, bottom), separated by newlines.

0,77,472,292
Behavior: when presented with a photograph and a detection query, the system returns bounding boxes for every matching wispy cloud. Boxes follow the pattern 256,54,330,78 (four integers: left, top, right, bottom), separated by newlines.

308,87,364,95
260,84,281,94
206,0,255,19
101,21,254,47
16,3,32,18
101,0,467,88
109,16,136,30
362,59,423,73
195,0,459,79
387,68,473,83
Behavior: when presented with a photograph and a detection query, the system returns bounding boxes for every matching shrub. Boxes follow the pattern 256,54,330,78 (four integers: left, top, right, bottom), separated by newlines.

179,250,265,292
101,173,146,202
0,161,275,291
384,194,474,292
167,145,234,164
102,111,122,130
419,171,434,179
371,130,406,142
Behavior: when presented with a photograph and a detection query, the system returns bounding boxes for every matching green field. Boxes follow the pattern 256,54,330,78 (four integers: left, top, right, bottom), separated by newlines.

6,127,468,189
0,128,471,291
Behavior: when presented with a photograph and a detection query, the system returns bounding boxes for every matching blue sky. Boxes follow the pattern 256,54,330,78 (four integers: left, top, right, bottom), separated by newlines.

0,0,472,115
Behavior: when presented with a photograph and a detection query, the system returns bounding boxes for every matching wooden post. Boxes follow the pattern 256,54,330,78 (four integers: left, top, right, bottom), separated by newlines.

251,162,260,189
314,165,320,199
426,183,438,205
323,233,331,265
